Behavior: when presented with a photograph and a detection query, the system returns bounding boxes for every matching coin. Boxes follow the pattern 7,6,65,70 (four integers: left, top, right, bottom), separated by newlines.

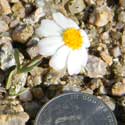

35,92,117,125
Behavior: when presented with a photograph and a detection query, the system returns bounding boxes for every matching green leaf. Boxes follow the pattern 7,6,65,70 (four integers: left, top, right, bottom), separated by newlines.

24,55,42,68
6,69,16,90
19,55,42,73
14,49,20,70
19,62,41,73
9,87,29,96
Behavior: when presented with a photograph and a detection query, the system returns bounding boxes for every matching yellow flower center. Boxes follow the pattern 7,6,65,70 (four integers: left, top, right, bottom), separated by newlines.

63,28,83,50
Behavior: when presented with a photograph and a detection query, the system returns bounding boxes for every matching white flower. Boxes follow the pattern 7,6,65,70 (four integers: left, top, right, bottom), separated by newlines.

36,12,90,75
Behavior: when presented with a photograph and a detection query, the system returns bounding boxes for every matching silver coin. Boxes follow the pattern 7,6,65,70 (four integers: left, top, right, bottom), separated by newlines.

35,92,117,125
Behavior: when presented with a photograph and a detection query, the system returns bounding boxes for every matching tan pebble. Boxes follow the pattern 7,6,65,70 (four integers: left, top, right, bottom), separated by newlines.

118,96,125,107
97,43,107,51
118,11,125,23
95,6,113,27
119,0,125,8
68,0,85,14
44,69,66,86
111,46,121,58
0,20,8,33
35,0,45,8
12,2,25,18
0,0,11,15
98,84,107,95
100,51,113,65
19,89,32,102
101,31,109,40
17,112,29,121
112,82,125,96
10,19,19,28
86,55,107,78
0,37,15,70
12,25,34,43
27,45,39,59
89,83,99,90
8,70,28,96
88,79,101,90
27,67,45,87
34,8,45,22
9,99,20,105
12,104,24,112
0,110,29,125
32,87,44,99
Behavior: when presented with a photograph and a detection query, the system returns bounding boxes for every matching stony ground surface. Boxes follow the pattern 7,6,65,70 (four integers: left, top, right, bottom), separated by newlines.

0,0,125,125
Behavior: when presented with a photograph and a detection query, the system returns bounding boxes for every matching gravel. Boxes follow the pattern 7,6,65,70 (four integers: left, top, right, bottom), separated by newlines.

0,0,125,124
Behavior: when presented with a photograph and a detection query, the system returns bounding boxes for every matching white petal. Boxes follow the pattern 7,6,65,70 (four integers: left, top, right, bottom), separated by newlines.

67,50,82,75
49,46,70,70
53,12,79,29
35,19,62,37
81,48,88,67
80,30,90,48
38,36,64,57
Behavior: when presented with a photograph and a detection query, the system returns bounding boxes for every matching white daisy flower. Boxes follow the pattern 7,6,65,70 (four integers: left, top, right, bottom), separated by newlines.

36,12,90,75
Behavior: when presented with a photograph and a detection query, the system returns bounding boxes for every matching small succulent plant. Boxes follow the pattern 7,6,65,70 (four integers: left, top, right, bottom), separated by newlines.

6,49,42,97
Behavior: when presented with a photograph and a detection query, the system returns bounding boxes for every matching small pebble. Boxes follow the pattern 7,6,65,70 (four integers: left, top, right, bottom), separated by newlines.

118,11,125,23
12,25,34,43
101,31,109,40
100,51,113,65
0,112,29,125
19,89,32,102
44,69,65,86
111,31,121,41
10,19,19,28
26,37,40,58
27,67,44,87
31,87,44,100
96,0,106,6
27,45,39,58
0,20,8,33
86,55,107,78
35,0,45,8
12,2,25,18
63,76,83,92
118,96,125,107
34,8,45,22
0,0,11,15
8,71,28,96
97,82,107,95
119,0,125,8
0,37,15,70
23,101,41,118
88,79,101,90
112,46,121,58
95,6,112,27
68,0,86,14
112,82,125,96
0,100,29,125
